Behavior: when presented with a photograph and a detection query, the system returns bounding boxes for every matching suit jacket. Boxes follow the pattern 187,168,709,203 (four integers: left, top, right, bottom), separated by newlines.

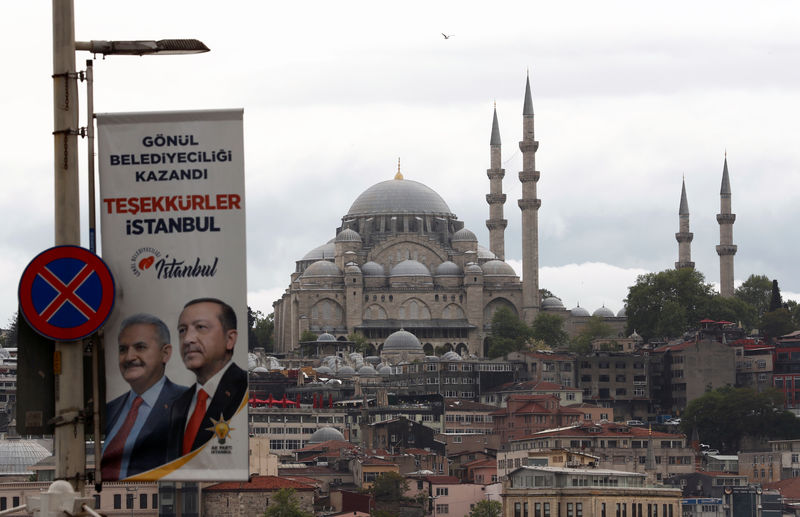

104,377,188,479
168,361,248,458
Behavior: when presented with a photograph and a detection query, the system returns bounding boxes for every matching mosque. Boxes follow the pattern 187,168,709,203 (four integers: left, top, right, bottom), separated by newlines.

272,76,626,358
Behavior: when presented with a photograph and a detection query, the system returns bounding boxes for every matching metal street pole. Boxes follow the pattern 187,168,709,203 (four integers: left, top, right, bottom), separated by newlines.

52,0,85,492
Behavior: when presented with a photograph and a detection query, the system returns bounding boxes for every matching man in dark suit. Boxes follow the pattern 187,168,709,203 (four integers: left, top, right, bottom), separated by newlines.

169,298,248,457
103,314,187,480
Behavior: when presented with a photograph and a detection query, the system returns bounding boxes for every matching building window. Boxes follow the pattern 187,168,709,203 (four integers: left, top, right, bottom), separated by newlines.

126,494,134,509
436,504,449,514
140,494,147,508
436,488,449,496
114,494,121,510
93,495,100,509
152,494,158,509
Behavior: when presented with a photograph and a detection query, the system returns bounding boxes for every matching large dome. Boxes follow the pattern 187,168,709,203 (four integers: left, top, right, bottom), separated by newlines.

308,427,345,444
347,178,454,217
0,438,50,475
383,329,423,351
391,260,431,277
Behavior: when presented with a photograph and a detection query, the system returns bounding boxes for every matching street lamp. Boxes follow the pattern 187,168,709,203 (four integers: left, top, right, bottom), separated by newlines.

51,0,208,493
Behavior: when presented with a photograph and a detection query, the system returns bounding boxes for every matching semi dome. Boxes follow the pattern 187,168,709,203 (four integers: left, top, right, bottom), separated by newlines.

383,329,423,351
477,245,497,260
593,306,616,318
542,297,565,309
302,260,342,277
308,427,345,444
302,241,335,261
347,178,454,217
617,307,627,318
451,228,477,242
361,261,386,276
390,260,431,277
481,260,517,276
442,351,462,361
316,332,337,342
336,228,362,242
571,305,590,317
0,438,50,475
435,261,461,276
345,263,362,275
465,263,483,274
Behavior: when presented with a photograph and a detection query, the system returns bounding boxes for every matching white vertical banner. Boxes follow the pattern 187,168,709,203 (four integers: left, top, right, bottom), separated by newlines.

97,110,248,481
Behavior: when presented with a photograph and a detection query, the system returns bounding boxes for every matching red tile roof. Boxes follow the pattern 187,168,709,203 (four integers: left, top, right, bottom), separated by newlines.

764,476,800,499
205,475,315,492
294,439,356,453
423,475,460,484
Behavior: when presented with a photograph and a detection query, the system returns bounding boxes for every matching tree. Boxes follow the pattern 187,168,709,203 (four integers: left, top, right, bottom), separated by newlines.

770,280,784,312
760,308,795,342
680,387,800,453
469,500,502,517
531,313,568,349
704,295,758,331
248,307,274,351
487,306,532,358
263,488,313,517
370,471,408,501
347,331,368,354
625,268,715,341
735,274,772,319
569,316,614,355
1,313,18,348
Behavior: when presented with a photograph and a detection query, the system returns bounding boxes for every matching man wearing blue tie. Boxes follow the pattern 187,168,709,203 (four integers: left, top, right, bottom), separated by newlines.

102,314,187,480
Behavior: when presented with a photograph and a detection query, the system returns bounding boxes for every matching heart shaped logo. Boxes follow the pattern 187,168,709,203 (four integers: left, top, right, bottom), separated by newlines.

138,256,155,270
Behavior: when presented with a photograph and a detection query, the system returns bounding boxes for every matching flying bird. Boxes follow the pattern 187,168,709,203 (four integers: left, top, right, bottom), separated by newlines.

441,33,454,39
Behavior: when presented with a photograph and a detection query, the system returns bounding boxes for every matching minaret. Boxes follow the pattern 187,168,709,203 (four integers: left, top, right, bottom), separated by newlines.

519,73,541,323
675,178,694,269
486,104,507,260
716,155,737,297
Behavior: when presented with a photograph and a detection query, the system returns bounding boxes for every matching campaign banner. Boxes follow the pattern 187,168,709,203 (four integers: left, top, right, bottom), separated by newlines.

97,110,247,481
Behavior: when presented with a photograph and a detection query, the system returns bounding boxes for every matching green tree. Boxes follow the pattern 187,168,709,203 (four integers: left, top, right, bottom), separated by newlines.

704,295,758,331
487,306,532,358
769,280,784,312
625,268,715,341
1,313,18,348
760,308,795,342
348,331,368,354
735,274,772,319
469,500,502,517
681,387,800,453
263,488,313,517
531,313,568,349
248,308,274,351
569,316,614,355
370,471,408,501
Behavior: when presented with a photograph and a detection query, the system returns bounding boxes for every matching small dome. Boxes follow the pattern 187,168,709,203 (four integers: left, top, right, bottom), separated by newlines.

379,365,393,375
477,245,497,260
361,261,386,277
315,365,333,374
451,228,478,242
308,427,345,444
365,356,381,364
593,306,616,318
383,329,423,351
302,260,342,277
425,356,440,362
435,261,461,276
247,353,258,371
336,228,362,242
442,351,462,361
345,263,362,275
317,332,337,342
571,305,590,317
465,263,483,274
338,366,356,376
617,307,627,318
481,260,517,276
358,365,377,375
253,366,269,374
629,329,643,341
542,297,565,309
302,242,335,261
0,438,51,475
390,260,431,277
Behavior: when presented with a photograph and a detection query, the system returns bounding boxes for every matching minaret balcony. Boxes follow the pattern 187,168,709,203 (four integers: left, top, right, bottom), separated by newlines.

486,219,508,230
518,198,542,210
518,170,540,182
518,141,539,153
675,261,695,269
486,169,506,180
716,213,736,224
716,244,738,256
675,232,694,243
486,193,507,204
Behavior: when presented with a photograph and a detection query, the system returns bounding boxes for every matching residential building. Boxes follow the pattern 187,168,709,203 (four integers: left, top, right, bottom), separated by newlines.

506,351,576,387
490,394,584,443
202,476,315,517
480,380,582,408
576,352,652,421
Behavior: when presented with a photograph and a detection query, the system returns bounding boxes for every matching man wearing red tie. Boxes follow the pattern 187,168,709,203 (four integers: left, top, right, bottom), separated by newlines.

168,298,248,458
102,314,187,480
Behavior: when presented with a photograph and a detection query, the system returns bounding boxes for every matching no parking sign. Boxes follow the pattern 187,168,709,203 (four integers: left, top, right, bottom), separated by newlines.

18,245,115,341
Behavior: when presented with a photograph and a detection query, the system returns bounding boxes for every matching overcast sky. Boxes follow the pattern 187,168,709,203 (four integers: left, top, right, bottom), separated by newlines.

2,1,799,327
